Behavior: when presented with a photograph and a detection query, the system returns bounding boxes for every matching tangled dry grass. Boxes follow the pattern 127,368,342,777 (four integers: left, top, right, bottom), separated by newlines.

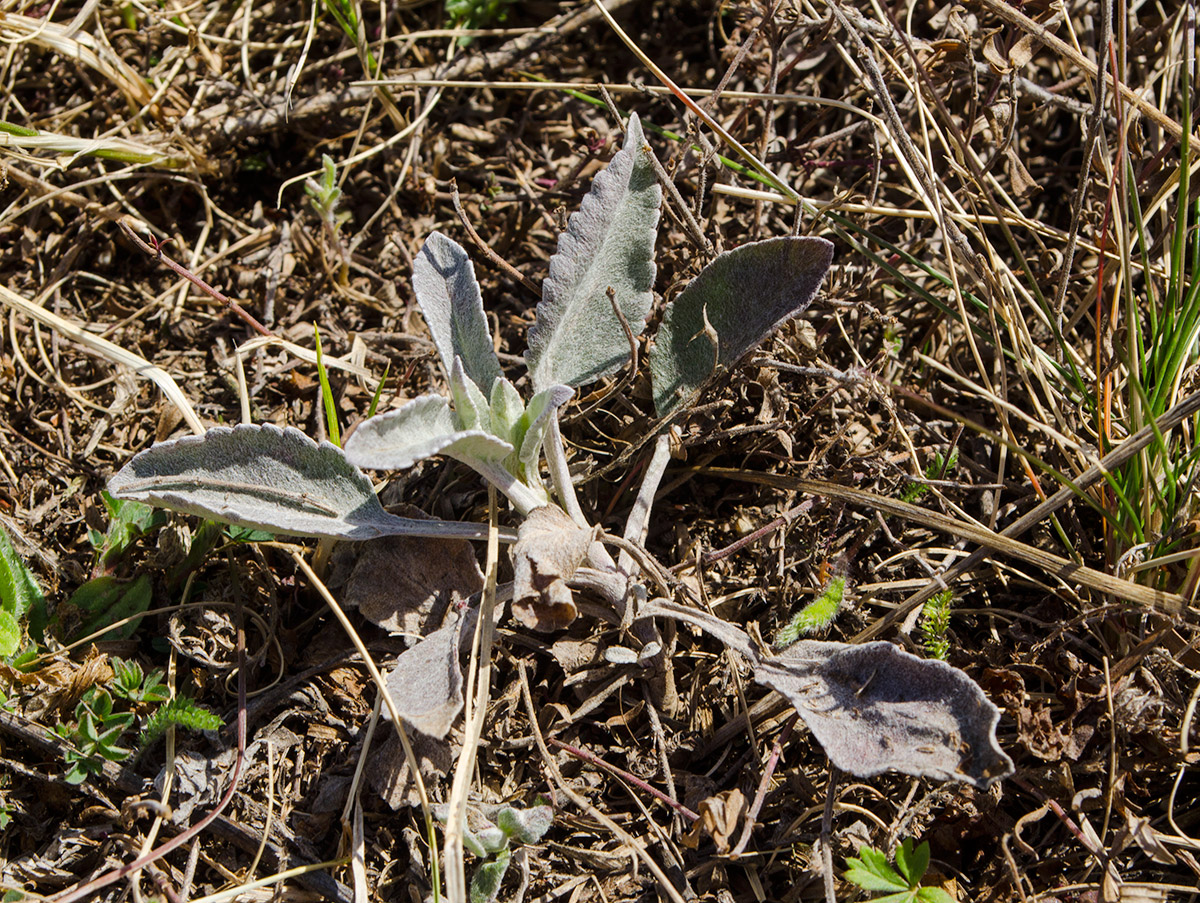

1,0,1200,901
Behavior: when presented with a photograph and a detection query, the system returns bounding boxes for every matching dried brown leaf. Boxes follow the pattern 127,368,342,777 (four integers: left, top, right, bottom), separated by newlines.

682,788,747,854
336,507,483,636
511,506,595,631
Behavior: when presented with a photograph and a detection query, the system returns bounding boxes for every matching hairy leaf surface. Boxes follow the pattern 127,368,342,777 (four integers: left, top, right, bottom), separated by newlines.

109,424,494,541
344,394,512,471
756,640,1013,787
650,236,834,417
641,599,1012,788
381,616,464,737
516,384,573,479
526,113,662,391
413,232,501,394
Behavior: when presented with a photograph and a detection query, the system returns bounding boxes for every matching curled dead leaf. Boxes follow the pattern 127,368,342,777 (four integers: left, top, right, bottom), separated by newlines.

682,788,747,854
511,506,595,631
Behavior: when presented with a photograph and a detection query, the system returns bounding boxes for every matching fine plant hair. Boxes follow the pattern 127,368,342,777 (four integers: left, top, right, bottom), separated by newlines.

108,114,1013,817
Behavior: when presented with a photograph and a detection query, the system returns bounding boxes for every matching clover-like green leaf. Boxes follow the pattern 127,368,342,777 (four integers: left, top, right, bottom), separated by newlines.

526,113,662,392
845,845,908,894
894,838,930,888
650,236,834,417
413,231,502,395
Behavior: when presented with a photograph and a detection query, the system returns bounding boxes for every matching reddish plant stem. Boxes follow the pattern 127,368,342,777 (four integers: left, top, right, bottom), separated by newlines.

549,737,699,822
731,713,796,857
119,219,274,338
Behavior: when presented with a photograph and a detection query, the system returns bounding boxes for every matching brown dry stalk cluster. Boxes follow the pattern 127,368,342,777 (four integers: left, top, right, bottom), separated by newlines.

1,1,1199,902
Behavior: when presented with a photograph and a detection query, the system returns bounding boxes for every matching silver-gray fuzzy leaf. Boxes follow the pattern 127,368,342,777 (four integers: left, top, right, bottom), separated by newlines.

413,231,502,395
755,641,1014,788
650,236,834,417
381,617,464,737
107,424,476,541
343,394,513,471
639,598,1012,789
526,113,662,392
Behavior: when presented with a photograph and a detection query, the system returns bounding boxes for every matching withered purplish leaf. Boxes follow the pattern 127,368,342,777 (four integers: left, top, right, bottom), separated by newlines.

511,505,595,631
641,598,1013,789
380,616,465,738
338,506,483,637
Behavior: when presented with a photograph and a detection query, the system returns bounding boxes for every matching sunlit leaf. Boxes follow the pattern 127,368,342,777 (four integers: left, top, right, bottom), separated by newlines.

110,424,493,542
526,113,662,392
650,236,834,417
413,231,502,395
641,598,1013,789
344,394,513,472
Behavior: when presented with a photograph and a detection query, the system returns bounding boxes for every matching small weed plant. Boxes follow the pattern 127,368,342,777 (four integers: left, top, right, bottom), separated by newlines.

0,524,46,660
845,839,954,903
108,114,1013,865
55,658,221,784
305,154,352,284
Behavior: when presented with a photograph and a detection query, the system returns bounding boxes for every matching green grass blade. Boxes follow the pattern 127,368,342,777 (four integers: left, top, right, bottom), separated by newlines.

314,325,341,447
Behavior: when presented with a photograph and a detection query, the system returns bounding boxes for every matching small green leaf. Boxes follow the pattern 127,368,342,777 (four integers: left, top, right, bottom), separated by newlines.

469,848,511,903
344,394,512,472
775,576,845,646
140,696,223,745
225,525,275,543
449,356,493,433
367,360,391,419
0,610,20,657
489,377,525,446
495,804,554,844
845,846,908,893
0,525,44,624
916,888,956,903
314,324,341,447
516,385,573,481
894,839,930,887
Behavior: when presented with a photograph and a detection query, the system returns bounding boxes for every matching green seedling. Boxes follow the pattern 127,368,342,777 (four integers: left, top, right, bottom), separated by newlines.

844,838,954,903
314,324,342,446
110,658,170,706
0,525,46,656
55,661,221,784
901,448,959,505
776,575,846,645
441,803,553,903
321,0,378,74
107,114,1014,795
920,589,953,661
305,154,352,283
57,687,135,785
445,0,519,45
89,490,167,570
140,697,223,746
